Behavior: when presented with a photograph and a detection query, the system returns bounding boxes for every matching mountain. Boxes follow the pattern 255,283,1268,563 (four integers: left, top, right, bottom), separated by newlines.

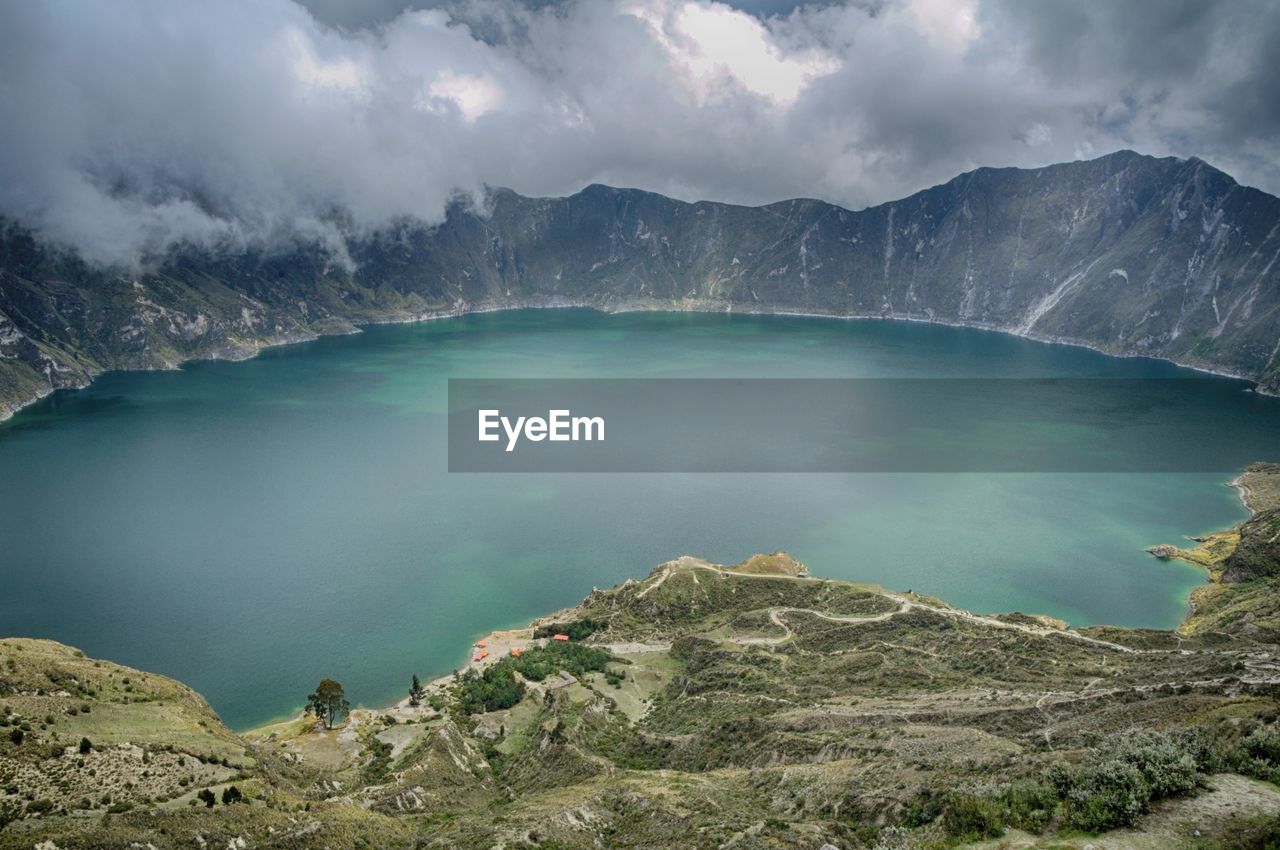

2,149,1280,419
4,465,1280,846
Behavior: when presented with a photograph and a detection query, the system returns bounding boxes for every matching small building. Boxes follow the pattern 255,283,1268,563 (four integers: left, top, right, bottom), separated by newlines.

553,634,570,641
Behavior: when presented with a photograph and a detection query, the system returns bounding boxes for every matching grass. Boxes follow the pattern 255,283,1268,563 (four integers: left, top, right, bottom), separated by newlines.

5,532,1280,848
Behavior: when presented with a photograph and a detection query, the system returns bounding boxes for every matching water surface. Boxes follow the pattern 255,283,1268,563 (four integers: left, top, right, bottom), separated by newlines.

1,310,1276,728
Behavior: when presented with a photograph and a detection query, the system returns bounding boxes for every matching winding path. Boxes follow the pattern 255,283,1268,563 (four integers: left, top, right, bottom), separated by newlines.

638,558,1142,654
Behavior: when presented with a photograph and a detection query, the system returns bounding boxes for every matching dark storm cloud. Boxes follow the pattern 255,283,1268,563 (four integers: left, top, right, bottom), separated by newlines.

1,0,1277,266
977,0,1280,181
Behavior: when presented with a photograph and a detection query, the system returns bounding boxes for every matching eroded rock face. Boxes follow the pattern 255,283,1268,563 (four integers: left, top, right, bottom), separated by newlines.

3,150,1280,420
1223,509,1280,582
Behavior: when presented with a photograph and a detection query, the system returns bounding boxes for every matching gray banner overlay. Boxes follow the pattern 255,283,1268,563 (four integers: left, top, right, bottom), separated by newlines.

447,378,1280,472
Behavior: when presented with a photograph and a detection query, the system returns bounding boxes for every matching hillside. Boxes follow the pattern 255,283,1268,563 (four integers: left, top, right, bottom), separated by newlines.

1152,463,1280,641
5,471,1280,847
3,150,1280,420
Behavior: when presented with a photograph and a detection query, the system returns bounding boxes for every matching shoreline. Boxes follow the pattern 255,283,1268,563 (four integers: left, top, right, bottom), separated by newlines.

277,458,1270,733
249,468,1263,735
244,486,1263,735
5,302,1273,733
0,298,1274,425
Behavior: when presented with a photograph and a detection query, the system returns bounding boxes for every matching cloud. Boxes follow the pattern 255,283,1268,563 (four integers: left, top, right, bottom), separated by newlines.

425,70,506,121
629,1,842,106
0,0,1277,266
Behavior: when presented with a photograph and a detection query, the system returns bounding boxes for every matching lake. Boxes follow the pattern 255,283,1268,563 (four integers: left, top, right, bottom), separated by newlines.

2,309,1277,728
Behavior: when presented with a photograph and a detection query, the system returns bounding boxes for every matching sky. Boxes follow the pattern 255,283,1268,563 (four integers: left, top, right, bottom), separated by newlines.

1,0,1278,266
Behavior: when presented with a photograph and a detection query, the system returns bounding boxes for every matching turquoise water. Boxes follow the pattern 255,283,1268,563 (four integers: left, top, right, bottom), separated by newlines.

0,310,1274,728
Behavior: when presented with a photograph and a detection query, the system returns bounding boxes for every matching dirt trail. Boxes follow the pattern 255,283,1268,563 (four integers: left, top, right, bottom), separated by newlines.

642,558,1142,654
735,602,910,645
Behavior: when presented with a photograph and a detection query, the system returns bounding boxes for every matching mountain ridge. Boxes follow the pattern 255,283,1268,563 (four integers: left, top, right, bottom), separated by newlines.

2,149,1279,421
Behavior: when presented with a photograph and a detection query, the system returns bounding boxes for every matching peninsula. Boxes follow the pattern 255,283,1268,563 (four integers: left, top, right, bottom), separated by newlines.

3,466,1280,848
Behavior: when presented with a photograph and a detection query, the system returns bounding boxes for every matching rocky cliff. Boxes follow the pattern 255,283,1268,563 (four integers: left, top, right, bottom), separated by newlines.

3,149,1279,419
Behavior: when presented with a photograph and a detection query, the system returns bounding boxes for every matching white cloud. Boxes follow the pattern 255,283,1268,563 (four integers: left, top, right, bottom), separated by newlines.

425,70,505,121
628,1,841,106
286,26,371,94
0,0,1276,267
902,0,979,51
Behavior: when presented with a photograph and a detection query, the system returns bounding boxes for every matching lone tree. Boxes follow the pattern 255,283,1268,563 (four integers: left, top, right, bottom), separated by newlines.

197,788,216,808
79,737,92,754
306,678,350,729
221,785,243,805
409,674,424,707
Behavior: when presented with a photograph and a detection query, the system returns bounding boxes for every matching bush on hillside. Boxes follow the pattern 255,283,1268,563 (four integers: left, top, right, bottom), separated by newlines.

1064,760,1150,832
533,618,604,641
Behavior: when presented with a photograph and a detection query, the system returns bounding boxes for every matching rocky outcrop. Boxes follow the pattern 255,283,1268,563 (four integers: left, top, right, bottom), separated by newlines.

1222,509,1280,582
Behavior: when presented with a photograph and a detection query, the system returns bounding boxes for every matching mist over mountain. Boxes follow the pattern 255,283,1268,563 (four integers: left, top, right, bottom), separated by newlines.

1,149,1278,419
5,0,1280,269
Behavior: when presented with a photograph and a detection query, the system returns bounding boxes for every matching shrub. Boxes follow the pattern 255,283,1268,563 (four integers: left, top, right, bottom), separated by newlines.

942,788,1004,841
361,738,393,785
1065,760,1150,832
533,617,603,641
1000,779,1057,833
8,729,22,746
222,785,243,805
1109,732,1200,799
25,799,55,816
197,788,216,808
79,737,92,754
1245,726,1280,765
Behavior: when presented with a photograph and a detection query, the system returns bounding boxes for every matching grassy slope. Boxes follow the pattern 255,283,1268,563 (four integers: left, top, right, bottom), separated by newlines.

4,500,1280,847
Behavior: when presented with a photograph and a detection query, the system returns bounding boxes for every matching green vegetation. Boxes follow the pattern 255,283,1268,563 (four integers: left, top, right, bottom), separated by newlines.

453,642,618,715
360,737,393,786
533,617,604,641
306,678,350,729
940,731,1211,838
454,666,524,716
4,501,1280,849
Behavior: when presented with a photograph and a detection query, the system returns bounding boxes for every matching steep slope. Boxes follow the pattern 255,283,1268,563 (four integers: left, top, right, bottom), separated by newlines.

6,534,1280,847
0,638,251,827
3,150,1280,420
1155,463,1280,640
